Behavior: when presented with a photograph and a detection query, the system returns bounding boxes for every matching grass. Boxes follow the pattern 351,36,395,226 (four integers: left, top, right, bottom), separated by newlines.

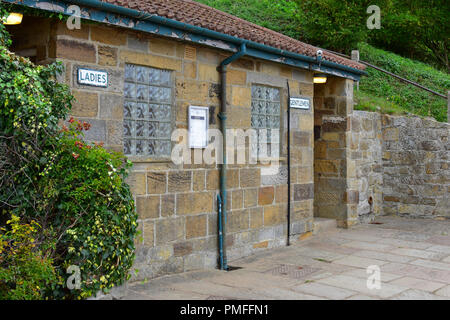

357,43,450,122
195,1,449,122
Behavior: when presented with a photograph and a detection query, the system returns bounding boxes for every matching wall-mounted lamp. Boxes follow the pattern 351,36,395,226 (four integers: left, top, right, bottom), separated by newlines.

313,73,327,84
3,13,23,25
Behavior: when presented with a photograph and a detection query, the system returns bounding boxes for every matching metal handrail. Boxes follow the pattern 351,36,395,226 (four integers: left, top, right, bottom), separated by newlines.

325,49,447,99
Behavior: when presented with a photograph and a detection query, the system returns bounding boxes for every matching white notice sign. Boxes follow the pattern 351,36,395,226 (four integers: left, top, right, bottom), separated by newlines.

290,97,310,110
77,68,108,87
188,106,209,149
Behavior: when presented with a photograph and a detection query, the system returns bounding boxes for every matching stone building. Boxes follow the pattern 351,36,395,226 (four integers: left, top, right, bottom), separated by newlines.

4,0,374,280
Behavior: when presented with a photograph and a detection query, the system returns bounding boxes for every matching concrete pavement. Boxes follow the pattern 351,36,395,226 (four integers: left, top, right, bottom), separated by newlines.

110,216,450,300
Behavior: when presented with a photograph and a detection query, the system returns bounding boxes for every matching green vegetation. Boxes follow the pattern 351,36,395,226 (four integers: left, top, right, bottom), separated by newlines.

196,0,449,72
356,43,449,122
195,0,449,121
195,0,300,39
0,6,138,299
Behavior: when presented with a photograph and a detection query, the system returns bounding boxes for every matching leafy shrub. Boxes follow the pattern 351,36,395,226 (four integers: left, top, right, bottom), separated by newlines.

0,6,138,299
38,119,138,299
0,215,60,300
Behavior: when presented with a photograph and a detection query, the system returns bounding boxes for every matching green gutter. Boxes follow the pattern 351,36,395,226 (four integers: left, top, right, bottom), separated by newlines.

63,0,366,77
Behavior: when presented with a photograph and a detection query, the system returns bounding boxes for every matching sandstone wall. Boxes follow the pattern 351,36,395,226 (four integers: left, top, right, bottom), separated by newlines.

382,115,449,218
34,19,317,280
352,111,449,220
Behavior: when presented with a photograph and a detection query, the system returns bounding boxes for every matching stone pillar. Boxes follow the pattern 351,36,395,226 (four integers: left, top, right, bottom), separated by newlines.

447,91,449,123
351,50,360,91
313,77,358,228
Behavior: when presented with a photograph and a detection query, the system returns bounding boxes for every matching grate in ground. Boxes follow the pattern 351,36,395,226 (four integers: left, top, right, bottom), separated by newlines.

264,264,321,279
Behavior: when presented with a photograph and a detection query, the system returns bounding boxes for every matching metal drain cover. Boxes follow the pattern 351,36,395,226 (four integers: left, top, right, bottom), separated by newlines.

265,264,321,279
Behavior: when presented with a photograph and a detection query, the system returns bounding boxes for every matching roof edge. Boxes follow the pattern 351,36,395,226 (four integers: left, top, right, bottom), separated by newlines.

4,0,366,79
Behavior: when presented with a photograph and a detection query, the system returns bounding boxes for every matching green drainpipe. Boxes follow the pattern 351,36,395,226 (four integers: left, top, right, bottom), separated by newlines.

217,43,247,270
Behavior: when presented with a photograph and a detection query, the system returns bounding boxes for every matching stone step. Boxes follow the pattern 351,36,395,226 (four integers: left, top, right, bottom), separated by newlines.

313,218,338,235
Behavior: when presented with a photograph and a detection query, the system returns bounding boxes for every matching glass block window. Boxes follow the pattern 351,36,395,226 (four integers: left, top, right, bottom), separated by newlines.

123,64,173,156
251,85,281,158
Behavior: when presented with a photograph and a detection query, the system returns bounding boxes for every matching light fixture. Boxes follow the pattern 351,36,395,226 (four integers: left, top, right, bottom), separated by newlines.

313,72,327,84
3,13,23,25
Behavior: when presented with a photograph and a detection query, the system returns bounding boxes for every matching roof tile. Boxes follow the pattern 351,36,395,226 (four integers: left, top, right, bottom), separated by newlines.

100,0,365,70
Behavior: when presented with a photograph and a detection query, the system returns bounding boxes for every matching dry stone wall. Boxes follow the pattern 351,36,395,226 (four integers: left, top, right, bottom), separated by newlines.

352,111,449,220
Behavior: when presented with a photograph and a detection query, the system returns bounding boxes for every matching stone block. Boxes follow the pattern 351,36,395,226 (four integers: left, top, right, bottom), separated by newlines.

231,87,251,107
155,217,185,245
127,36,148,52
91,25,127,46
121,50,182,72
263,204,285,226
143,220,154,247
186,214,207,239
198,63,219,82
98,46,118,66
71,90,98,117
168,171,192,192
228,69,247,85
56,39,96,63
147,172,167,194
173,242,193,257
383,128,399,141
183,61,197,79
253,240,269,249
105,120,122,146
206,170,219,190
161,194,175,217
250,207,263,229
82,119,107,142
136,195,160,219
258,186,275,206
99,94,123,119
126,172,146,195
244,188,258,208
228,209,249,233
293,183,314,201
176,192,213,215
193,170,205,191
176,79,208,103
150,38,175,56
231,190,244,210
240,168,261,188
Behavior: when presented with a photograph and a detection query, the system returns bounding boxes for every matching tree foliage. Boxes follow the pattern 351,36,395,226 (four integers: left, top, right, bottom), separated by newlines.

196,0,449,72
0,5,138,299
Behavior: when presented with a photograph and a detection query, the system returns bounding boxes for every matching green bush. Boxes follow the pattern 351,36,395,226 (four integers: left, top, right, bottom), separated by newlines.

0,215,60,300
0,6,138,299
39,119,138,299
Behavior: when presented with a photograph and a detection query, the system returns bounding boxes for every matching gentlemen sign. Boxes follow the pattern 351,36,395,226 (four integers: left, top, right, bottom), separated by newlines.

77,68,108,87
289,97,310,110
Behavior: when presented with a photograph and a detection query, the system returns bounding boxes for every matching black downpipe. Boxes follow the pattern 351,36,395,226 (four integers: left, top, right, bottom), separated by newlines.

286,81,291,246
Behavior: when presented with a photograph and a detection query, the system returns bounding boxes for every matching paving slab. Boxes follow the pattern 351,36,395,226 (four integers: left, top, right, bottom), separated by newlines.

339,269,403,282
389,276,446,292
292,282,356,300
316,275,407,298
391,289,448,300
332,255,389,268
351,249,415,263
435,285,450,298
114,216,450,300
409,259,450,272
391,248,447,260
342,241,394,252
